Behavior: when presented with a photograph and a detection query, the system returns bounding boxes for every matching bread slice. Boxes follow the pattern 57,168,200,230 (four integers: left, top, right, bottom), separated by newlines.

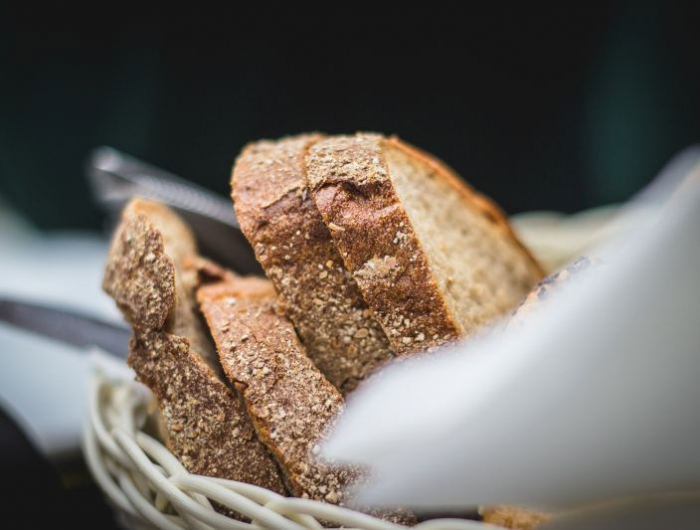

103,199,286,494
196,267,354,503
197,268,416,525
105,200,414,523
306,133,544,353
232,135,395,394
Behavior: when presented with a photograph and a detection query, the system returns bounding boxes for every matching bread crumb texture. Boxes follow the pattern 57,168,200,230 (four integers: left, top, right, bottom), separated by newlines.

198,274,354,502
232,134,396,394
306,133,543,354
103,200,287,498
129,330,287,493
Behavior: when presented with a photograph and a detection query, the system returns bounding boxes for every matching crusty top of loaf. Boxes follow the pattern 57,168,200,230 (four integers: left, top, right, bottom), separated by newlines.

102,199,287,495
306,133,543,353
306,133,463,352
197,273,355,504
232,134,396,394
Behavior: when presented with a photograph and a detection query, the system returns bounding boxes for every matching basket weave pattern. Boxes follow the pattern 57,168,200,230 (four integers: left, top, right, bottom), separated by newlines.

84,373,495,529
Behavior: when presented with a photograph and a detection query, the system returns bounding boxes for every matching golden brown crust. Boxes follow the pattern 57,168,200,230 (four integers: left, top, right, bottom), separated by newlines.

306,133,463,353
385,136,544,279
479,505,550,529
197,274,354,503
129,329,287,493
105,200,415,524
103,203,177,330
306,133,543,354
232,135,396,393
102,200,287,496
102,199,215,365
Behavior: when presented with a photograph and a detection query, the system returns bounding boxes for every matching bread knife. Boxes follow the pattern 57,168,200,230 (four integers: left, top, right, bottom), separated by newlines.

86,146,262,275
0,298,130,358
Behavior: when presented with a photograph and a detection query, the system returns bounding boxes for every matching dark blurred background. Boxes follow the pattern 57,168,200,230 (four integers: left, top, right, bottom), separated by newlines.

2,2,699,231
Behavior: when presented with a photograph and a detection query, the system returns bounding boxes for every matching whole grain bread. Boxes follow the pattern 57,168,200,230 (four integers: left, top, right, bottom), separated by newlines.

196,267,355,503
306,133,544,354
197,266,416,527
102,199,286,494
232,135,396,394
128,329,285,490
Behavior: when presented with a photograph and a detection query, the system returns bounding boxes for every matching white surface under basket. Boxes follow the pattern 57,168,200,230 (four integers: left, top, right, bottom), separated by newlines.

84,207,623,529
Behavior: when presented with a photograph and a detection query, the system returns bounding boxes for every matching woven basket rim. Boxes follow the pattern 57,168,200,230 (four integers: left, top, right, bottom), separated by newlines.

84,372,498,529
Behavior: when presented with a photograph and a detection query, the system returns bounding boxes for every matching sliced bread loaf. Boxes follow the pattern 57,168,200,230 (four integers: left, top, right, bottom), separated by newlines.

104,200,411,520
196,267,354,503
232,135,395,394
306,133,544,354
103,199,287,494
197,266,416,527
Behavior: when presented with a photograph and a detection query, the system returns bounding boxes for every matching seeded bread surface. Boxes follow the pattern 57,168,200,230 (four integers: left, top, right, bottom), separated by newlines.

306,133,543,353
197,271,354,503
128,329,286,489
102,199,287,494
232,135,396,394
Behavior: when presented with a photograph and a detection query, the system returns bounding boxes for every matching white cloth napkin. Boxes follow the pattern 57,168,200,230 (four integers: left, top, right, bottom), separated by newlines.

324,153,700,511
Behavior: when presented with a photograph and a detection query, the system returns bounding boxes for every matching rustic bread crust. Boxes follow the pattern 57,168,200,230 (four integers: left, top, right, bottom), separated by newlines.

306,133,543,354
197,272,417,524
306,133,462,353
197,272,354,503
129,329,286,492
103,200,286,495
103,203,177,330
479,505,550,529
387,137,543,277
103,199,218,370
232,135,396,394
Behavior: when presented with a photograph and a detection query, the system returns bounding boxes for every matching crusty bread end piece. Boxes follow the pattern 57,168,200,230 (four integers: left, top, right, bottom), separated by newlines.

232,135,396,394
103,199,218,372
103,199,286,494
306,133,544,354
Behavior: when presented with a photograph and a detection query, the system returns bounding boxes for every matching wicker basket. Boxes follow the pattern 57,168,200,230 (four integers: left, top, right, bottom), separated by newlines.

85,371,498,530
84,208,620,529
